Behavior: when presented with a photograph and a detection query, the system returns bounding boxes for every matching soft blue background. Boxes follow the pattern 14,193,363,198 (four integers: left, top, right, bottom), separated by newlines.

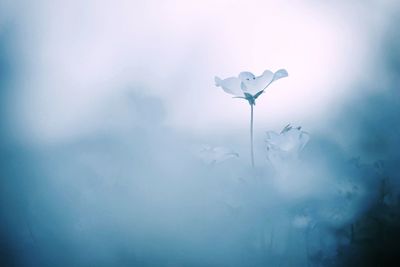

1,1,400,266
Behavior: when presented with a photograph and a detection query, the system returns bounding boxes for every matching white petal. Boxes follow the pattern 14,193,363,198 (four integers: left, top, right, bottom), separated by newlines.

266,131,280,141
240,70,274,95
238,72,255,81
262,69,274,80
215,76,244,96
266,126,309,153
197,145,239,165
298,132,310,151
265,131,283,148
272,69,288,82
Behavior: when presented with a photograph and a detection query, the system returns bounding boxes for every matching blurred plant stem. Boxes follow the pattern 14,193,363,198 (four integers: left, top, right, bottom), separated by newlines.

250,104,255,168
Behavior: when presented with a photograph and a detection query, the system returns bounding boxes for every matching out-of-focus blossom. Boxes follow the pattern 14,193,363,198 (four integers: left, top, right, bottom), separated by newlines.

292,214,312,229
265,124,310,164
215,69,288,104
196,145,239,165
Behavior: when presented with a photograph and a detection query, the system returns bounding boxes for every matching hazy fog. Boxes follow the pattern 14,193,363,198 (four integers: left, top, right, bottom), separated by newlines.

1,1,400,266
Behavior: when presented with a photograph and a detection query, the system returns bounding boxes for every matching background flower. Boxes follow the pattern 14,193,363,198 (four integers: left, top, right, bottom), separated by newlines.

196,145,239,165
265,124,310,165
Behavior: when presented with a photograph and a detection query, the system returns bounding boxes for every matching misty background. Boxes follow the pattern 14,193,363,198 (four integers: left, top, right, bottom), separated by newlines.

1,0,400,266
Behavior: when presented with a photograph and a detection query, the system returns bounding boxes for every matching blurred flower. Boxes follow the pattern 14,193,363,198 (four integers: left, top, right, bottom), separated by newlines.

215,69,288,104
265,124,310,164
292,214,312,229
197,145,239,165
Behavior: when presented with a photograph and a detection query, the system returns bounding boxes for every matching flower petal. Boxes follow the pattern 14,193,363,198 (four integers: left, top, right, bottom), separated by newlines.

215,76,244,96
197,145,239,165
238,72,255,81
240,70,274,95
272,69,288,82
298,131,310,151
265,125,310,163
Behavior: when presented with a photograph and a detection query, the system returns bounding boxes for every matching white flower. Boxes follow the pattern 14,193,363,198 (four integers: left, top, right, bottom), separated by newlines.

197,145,239,165
215,69,288,104
292,214,312,229
214,68,288,167
265,124,310,164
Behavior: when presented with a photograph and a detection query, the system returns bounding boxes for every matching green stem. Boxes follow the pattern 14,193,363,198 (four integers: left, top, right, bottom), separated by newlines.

250,104,255,168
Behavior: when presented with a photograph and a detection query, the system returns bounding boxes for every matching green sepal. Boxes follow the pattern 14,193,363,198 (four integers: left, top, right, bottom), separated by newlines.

244,93,256,106
253,90,264,100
